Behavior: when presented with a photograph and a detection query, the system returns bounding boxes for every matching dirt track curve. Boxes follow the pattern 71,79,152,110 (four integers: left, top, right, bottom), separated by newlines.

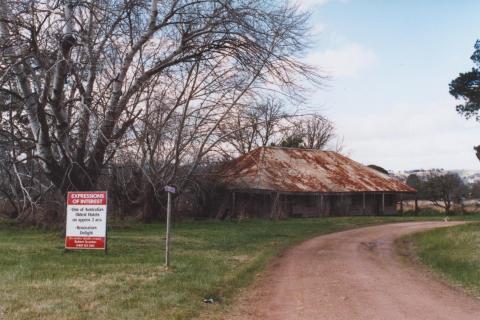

225,221,480,320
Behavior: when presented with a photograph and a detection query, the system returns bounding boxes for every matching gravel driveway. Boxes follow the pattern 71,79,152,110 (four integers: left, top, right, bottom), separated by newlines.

225,221,480,320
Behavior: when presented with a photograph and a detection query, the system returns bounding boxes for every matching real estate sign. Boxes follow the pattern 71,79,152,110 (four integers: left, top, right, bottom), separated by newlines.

65,191,107,250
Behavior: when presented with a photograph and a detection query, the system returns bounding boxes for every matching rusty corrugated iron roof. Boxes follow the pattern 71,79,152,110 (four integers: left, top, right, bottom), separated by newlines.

218,147,416,193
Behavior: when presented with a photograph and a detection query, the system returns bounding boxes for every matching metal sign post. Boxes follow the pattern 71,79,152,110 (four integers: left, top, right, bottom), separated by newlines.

164,186,176,267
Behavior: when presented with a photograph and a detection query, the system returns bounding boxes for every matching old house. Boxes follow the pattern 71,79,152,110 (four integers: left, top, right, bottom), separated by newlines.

215,147,415,218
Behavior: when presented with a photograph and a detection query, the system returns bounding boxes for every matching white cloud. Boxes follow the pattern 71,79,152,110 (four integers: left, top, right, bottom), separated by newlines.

333,100,480,170
296,0,350,10
297,0,330,8
305,43,377,78
309,23,325,35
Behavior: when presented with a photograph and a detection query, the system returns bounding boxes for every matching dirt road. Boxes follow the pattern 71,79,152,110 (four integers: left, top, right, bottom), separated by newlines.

225,221,480,320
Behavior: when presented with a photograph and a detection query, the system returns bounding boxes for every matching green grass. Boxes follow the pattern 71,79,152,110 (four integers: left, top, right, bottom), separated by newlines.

410,223,480,297
0,215,479,320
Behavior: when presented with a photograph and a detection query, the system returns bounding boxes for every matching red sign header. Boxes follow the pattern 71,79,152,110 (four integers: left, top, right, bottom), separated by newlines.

67,192,107,205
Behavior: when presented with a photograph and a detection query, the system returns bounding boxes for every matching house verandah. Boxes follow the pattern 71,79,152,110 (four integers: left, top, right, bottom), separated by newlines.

216,189,404,219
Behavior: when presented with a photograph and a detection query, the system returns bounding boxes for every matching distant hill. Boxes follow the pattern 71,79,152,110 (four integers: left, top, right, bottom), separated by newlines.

390,169,480,185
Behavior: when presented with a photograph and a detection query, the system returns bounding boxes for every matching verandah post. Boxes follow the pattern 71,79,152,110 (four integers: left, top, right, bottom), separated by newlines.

362,192,366,215
381,193,385,214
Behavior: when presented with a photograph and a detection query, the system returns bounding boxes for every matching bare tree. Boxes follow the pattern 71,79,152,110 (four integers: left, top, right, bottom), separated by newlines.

218,98,290,156
302,115,334,150
423,171,467,215
277,114,336,150
0,0,320,222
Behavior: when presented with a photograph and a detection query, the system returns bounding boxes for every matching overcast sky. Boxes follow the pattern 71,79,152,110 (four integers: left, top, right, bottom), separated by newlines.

298,0,480,171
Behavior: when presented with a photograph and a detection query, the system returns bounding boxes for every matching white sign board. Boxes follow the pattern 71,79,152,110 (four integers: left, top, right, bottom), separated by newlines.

65,191,107,250
165,186,176,193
